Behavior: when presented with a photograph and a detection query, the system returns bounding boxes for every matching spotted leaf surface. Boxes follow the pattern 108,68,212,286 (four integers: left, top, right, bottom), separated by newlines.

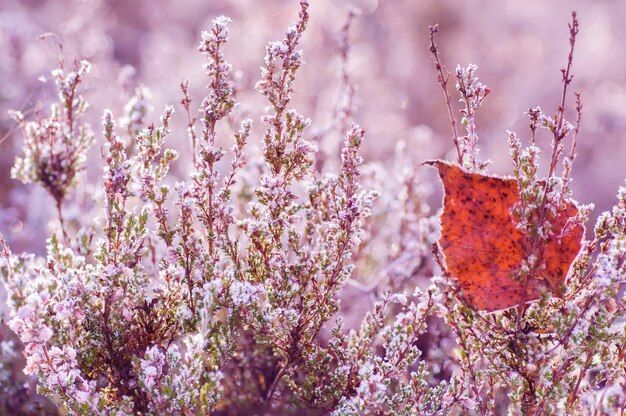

427,160,584,312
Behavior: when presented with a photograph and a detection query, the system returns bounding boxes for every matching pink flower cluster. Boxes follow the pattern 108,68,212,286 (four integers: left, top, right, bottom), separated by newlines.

0,4,624,416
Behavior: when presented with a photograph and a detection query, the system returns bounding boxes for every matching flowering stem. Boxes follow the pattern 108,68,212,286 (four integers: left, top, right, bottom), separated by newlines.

545,11,579,183
593,340,626,415
567,350,593,408
0,235,13,283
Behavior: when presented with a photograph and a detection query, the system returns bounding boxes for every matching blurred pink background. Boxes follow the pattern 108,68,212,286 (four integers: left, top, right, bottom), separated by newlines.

0,0,625,253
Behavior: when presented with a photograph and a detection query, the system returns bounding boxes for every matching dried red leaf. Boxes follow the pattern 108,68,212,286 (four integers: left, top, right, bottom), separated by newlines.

427,160,584,312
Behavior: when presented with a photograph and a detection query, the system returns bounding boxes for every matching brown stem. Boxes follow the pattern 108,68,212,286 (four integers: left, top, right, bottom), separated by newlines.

429,25,462,164
528,12,579,278
55,197,69,245
567,350,593,409
180,80,198,166
544,12,579,183
265,362,288,403
569,92,583,160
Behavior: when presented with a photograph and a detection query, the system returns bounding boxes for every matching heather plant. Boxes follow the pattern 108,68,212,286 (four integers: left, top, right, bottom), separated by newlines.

8,48,94,242
424,13,626,415
0,4,625,416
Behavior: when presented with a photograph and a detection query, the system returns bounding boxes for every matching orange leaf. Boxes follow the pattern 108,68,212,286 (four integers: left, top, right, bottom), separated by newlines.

426,160,584,312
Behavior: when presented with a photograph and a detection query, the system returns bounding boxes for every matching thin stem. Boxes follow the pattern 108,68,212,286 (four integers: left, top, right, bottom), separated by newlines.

429,25,462,164
265,362,288,403
593,340,626,415
55,198,69,244
448,310,488,414
180,80,198,166
37,32,65,70
545,12,579,182
534,12,579,258
334,8,358,134
569,92,583,160
567,350,593,408
0,234,14,283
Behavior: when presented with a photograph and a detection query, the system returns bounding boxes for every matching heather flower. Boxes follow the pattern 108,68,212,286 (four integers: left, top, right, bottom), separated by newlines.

9,59,94,238
119,85,153,142
0,4,624,416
